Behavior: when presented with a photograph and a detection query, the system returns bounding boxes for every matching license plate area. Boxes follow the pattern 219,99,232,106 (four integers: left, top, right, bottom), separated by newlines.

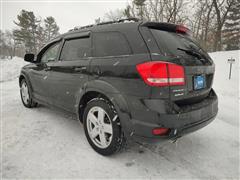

193,75,205,90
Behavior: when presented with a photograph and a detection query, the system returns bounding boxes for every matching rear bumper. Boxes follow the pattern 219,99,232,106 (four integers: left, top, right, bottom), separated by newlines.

124,89,218,142
132,114,216,143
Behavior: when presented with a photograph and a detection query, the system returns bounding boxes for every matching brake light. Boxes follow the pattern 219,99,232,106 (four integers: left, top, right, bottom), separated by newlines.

176,25,191,35
136,61,185,87
152,128,170,136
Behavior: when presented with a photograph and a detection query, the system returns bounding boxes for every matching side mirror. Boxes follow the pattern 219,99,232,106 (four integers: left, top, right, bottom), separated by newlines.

24,53,35,63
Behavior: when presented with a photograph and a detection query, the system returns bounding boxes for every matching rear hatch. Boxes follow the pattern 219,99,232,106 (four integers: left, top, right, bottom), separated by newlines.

140,22,215,105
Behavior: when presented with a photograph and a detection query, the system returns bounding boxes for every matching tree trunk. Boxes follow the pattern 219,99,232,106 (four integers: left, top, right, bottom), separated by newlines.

214,27,222,51
204,2,213,49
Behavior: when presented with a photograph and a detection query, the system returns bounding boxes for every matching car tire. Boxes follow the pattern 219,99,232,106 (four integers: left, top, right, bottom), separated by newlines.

83,98,125,156
20,79,38,108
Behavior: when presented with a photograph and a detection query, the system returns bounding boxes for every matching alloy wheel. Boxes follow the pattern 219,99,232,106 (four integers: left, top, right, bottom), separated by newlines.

21,81,29,105
86,106,113,149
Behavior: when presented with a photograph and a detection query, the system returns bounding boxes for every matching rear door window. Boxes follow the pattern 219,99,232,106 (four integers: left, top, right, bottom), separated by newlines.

60,37,91,61
93,32,131,57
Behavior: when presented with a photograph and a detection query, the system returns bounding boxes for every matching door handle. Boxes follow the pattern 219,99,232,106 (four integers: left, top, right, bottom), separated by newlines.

74,67,87,72
44,66,51,71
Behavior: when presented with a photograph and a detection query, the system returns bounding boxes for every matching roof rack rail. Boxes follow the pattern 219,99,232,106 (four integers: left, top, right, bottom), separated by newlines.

68,18,139,32
96,18,139,26
69,24,95,32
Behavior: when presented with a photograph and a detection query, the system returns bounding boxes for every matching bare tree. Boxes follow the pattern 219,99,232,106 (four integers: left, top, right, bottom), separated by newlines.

123,0,188,23
0,30,17,59
104,9,125,21
203,1,215,49
101,0,237,52
213,0,235,51
190,0,215,50
164,0,187,23
145,0,166,21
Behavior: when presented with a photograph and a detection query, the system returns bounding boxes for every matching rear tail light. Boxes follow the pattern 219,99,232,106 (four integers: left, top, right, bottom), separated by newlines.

152,128,170,136
136,61,185,87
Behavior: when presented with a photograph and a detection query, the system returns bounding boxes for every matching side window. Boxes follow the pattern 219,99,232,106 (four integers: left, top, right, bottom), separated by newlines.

60,37,91,61
93,32,131,57
41,42,61,63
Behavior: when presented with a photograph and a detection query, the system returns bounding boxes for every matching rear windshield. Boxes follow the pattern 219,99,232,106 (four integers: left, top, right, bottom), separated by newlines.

150,29,212,65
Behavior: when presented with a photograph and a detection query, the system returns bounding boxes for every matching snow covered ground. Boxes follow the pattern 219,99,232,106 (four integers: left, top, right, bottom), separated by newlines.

0,57,28,82
1,51,239,179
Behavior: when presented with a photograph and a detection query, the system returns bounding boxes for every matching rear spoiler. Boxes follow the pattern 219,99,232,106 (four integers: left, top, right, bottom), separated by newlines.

141,22,191,35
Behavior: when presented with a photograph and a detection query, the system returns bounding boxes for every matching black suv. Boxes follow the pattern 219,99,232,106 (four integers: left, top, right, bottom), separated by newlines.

19,19,218,155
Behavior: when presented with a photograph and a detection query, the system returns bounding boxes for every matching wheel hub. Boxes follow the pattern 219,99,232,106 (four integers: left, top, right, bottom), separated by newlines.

21,82,29,104
86,106,113,149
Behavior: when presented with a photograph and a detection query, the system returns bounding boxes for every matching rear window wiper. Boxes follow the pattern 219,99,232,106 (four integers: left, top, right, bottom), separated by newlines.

177,48,201,59
177,48,206,64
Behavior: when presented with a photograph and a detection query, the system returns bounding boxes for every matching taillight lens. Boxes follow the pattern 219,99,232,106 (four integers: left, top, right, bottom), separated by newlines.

152,128,170,136
136,61,185,87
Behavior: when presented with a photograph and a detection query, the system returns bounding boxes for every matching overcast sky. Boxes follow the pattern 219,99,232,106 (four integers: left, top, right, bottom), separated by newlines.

1,0,129,33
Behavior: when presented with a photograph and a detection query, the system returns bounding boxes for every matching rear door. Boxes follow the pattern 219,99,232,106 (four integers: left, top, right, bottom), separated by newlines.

90,31,151,98
140,24,215,103
47,32,91,112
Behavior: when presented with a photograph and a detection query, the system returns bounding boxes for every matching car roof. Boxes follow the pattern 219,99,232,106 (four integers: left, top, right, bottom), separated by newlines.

53,19,182,41
39,19,145,54
43,20,184,55
58,21,142,39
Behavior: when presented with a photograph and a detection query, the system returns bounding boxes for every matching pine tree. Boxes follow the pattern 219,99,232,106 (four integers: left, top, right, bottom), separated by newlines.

36,24,45,50
5,30,15,59
44,16,59,42
13,10,40,54
133,0,146,20
223,0,240,50
0,30,6,58
124,5,132,19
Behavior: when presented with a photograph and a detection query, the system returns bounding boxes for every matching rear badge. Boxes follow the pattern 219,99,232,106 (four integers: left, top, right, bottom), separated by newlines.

173,89,184,92
173,89,185,97
174,93,184,97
